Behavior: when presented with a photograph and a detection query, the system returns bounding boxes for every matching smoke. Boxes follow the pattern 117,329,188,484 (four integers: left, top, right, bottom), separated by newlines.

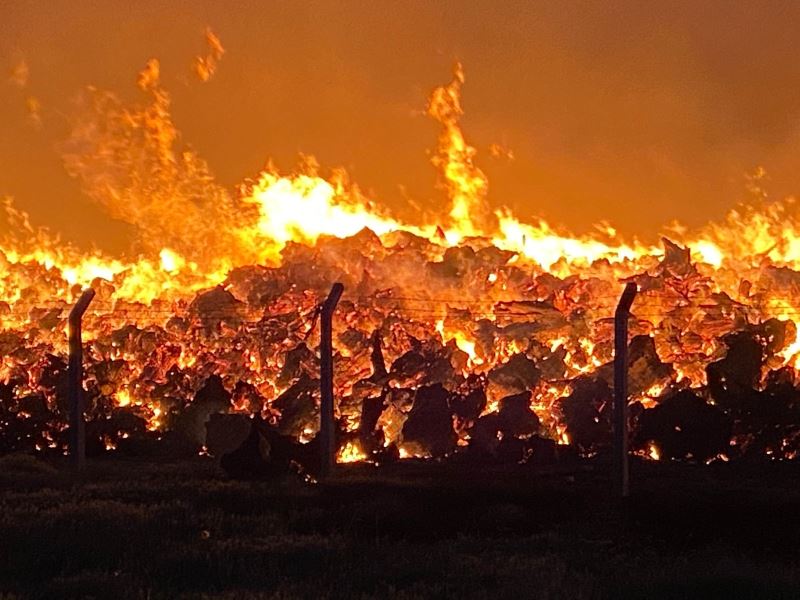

6,58,41,128
8,60,28,88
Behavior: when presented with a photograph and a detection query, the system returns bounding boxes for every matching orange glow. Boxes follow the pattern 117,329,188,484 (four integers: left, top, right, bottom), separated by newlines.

336,440,367,464
5,43,800,463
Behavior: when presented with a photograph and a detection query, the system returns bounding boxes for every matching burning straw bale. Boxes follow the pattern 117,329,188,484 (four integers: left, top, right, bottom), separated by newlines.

658,237,697,279
273,373,319,438
451,376,487,424
497,391,540,438
224,265,288,306
173,374,232,447
627,335,674,396
7,219,800,467
707,331,765,411
389,341,456,388
427,245,478,279
559,377,613,453
205,413,253,458
595,335,673,398
0,389,57,454
189,286,244,331
487,353,540,406
277,343,318,386
469,391,539,457
401,383,458,458
634,390,731,462
357,391,386,453
217,415,311,479
709,341,800,458
9,61,800,472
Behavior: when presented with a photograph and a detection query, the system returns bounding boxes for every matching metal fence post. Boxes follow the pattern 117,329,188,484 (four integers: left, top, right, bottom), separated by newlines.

614,281,637,498
68,288,95,470
319,283,344,478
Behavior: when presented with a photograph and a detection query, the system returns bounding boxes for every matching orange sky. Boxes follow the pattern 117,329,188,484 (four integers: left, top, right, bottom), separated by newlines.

3,0,800,253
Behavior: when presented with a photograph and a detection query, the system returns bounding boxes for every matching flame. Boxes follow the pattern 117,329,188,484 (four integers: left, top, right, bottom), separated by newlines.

114,389,132,408
647,443,661,461
5,46,800,463
241,168,424,257
193,27,225,82
435,319,482,368
556,424,571,446
493,212,653,273
336,440,367,464
427,62,488,239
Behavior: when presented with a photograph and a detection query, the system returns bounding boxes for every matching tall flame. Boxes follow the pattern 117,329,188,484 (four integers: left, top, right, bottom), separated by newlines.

6,43,800,464
427,63,490,240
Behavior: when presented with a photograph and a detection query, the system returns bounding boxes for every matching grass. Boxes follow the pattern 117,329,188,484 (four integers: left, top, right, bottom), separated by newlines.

1,455,800,599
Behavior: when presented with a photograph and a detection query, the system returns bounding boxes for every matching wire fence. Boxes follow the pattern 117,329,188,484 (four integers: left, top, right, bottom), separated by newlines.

3,289,800,328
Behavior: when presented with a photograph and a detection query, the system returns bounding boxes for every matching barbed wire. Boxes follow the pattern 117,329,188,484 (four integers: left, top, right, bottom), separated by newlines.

5,305,800,315
4,289,800,328
8,297,800,310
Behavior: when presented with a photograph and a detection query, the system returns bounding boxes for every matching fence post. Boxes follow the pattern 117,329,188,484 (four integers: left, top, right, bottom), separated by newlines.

319,283,344,479
68,288,95,471
614,281,637,498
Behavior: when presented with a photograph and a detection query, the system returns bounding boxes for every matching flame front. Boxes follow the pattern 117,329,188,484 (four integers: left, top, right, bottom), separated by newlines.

4,46,800,465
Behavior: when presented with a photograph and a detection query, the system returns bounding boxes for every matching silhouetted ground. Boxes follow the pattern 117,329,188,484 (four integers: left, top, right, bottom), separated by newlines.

1,454,800,599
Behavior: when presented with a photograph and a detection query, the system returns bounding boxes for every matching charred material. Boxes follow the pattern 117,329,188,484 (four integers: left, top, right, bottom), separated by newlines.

2,232,800,470
634,390,731,462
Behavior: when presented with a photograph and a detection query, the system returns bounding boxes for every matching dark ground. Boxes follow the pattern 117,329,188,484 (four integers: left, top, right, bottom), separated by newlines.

1,454,799,599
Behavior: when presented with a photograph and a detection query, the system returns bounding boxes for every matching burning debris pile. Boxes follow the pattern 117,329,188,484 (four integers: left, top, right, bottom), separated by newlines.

3,53,800,472
3,230,800,471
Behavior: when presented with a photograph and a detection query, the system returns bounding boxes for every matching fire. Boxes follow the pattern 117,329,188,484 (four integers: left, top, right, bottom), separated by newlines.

647,443,661,461
4,40,800,465
435,319,482,368
159,249,184,274
241,169,420,257
426,63,488,240
493,213,651,274
114,389,132,408
147,407,163,431
336,440,367,464
780,332,800,370
556,425,571,446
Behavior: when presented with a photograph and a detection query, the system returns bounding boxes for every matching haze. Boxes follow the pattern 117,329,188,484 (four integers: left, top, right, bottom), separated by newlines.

2,0,800,254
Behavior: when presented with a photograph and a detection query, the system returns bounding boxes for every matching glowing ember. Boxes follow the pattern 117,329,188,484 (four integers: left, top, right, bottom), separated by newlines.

3,42,800,466
336,440,367,464
647,443,660,461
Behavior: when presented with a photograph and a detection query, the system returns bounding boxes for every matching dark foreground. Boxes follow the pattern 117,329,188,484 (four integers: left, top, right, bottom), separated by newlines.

1,455,800,599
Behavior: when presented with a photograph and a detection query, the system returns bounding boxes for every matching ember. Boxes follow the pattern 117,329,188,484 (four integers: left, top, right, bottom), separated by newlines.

3,47,800,473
